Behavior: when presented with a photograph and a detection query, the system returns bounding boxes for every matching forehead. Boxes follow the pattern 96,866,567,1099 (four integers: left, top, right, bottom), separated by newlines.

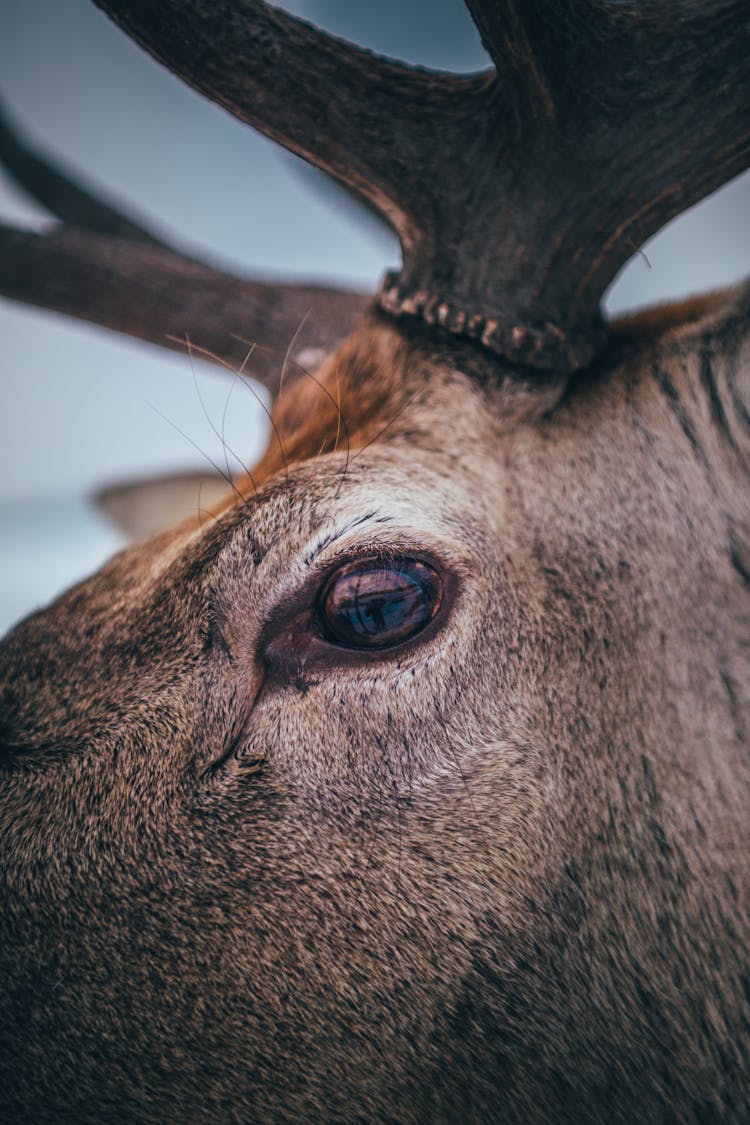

202,420,506,619
221,319,507,508
200,320,626,579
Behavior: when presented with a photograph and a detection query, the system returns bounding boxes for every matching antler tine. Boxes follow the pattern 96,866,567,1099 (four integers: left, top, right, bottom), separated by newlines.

0,101,165,246
406,0,750,369
0,100,368,395
396,0,750,369
93,0,750,375
92,0,485,256
0,225,368,395
466,1,749,124
464,1,615,126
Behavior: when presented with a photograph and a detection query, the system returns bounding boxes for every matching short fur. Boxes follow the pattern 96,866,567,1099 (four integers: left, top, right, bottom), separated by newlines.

1,283,748,1121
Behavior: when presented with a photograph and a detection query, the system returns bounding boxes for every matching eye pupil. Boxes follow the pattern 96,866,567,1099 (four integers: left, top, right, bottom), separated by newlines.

319,559,442,650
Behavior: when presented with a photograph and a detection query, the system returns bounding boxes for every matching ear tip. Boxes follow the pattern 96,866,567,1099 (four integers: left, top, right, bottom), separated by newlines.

93,470,230,539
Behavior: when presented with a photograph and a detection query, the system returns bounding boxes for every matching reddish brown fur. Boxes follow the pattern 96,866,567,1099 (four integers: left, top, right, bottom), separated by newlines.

240,321,411,490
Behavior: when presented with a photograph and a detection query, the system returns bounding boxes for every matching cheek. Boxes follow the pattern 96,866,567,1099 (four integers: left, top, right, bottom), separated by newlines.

233,681,424,793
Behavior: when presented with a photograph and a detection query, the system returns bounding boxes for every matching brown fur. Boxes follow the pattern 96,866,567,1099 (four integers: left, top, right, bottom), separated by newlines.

1,280,749,1121
239,322,413,490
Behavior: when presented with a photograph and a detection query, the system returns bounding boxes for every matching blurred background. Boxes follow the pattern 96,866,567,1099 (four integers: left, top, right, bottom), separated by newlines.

2,0,750,634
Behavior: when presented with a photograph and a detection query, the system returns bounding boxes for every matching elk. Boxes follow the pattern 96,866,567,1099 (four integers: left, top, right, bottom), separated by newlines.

1,1,749,1120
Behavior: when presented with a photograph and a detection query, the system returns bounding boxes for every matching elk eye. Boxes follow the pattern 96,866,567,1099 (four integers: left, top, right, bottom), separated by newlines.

318,558,443,650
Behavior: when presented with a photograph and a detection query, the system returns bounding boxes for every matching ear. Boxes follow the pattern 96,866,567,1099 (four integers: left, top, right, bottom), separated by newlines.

93,471,230,539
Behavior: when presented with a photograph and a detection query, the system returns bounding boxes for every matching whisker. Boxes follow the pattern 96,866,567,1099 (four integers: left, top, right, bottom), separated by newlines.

182,334,257,495
348,389,422,465
236,340,258,378
219,368,260,499
219,374,239,485
331,364,351,501
230,342,266,494
235,370,289,486
197,479,207,533
228,332,274,363
194,483,245,558
196,503,229,534
333,366,342,455
278,310,311,406
288,356,351,499
168,334,289,489
146,402,254,521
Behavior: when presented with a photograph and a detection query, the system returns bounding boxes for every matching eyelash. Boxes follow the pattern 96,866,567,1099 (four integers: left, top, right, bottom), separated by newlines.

258,550,456,676
316,557,443,650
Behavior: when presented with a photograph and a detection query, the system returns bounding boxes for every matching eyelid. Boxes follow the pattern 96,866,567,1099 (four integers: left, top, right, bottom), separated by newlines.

300,507,476,572
259,547,461,679
316,557,444,650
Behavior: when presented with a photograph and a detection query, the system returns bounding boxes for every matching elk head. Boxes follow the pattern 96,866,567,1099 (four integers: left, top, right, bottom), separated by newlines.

1,2,749,1120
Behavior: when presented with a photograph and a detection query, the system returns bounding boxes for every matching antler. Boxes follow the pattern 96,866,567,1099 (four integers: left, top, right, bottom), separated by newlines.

90,0,750,373
0,102,368,395
3,2,749,377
